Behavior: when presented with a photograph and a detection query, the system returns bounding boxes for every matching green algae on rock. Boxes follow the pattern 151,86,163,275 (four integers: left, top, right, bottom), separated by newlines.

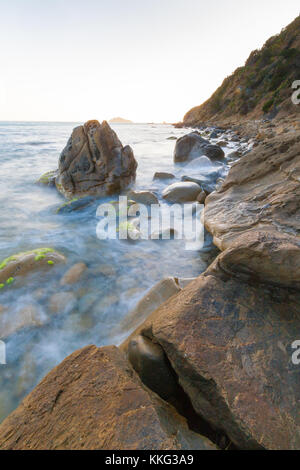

0,248,66,287
36,170,58,187
55,196,95,214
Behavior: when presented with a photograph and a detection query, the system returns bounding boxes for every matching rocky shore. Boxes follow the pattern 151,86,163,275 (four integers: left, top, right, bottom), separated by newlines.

0,114,299,450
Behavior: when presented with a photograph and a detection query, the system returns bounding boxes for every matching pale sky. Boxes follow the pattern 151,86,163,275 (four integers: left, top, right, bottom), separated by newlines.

0,0,299,122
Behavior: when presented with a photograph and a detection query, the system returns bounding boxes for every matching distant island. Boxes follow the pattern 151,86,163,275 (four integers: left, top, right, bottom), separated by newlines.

109,117,133,123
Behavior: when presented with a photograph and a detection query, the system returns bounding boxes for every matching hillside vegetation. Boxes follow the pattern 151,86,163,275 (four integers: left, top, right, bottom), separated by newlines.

183,15,300,126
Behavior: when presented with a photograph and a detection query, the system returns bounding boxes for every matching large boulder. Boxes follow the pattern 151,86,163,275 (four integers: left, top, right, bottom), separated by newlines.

204,133,300,250
122,242,300,450
174,132,225,163
56,120,137,198
162,182,202,203
0,345,216,450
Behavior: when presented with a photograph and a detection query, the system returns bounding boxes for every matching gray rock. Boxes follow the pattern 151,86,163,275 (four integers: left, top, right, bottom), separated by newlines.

162,182,202,203
153,172,175,181
174,132,225,163
127,190,159,205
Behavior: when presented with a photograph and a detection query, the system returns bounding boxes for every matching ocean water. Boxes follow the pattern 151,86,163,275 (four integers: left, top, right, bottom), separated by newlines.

0,121,239,422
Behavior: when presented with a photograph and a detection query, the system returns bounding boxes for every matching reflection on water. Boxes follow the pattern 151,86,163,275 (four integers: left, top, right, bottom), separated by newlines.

0,122,238,422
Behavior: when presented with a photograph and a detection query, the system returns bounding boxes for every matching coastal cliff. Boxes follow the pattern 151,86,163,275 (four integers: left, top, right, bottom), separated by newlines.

183,15,300,127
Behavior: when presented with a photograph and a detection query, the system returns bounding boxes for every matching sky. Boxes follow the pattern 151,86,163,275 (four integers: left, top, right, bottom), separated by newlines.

0,0,299,123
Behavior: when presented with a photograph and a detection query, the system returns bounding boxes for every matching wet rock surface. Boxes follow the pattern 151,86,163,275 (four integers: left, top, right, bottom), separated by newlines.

124,250,300,449
0,345,217,450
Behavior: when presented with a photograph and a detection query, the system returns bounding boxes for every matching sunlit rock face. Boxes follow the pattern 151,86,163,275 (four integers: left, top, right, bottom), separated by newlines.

56,120,137,198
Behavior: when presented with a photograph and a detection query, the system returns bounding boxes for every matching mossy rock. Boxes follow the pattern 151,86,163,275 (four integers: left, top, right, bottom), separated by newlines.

56,196,95,214
36,170,58,187
0,248,66,288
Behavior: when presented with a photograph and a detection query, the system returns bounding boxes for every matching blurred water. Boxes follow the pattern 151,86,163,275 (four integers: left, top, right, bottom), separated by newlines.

0,121,236,422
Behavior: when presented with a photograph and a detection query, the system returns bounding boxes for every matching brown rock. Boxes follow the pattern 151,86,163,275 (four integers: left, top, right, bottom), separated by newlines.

125,249,300,449
48,292,77,316
0,345,217,450
0,249,66,285
60,263,87,286
204,134,300,250
56,120,137,198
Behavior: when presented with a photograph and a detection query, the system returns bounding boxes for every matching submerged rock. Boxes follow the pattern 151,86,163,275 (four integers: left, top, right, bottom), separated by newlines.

174,132,225,163
0,345,217,450
120,278,181,334
48,292,77,316
56,196,95,214
0,303,44,339
60,263,87,286
162,182,201,203
56,120,137,198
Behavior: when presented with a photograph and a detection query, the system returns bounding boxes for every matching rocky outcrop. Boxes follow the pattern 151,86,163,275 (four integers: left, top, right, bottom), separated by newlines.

121,242,300,450
0,345,217,450
56,120,137,198
174,132,225,163
119,128,300,450
204,133,300,250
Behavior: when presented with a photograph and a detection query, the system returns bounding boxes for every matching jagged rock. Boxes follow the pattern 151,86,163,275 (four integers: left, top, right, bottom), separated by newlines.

204,134,300,250
56,120,137,198
0,345,217,450
123,246,300,449
174,132,225,163
162,182,201,203
0,249,66,288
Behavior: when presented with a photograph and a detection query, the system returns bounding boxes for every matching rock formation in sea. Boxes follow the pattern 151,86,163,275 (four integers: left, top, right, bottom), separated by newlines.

56,120,137,198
